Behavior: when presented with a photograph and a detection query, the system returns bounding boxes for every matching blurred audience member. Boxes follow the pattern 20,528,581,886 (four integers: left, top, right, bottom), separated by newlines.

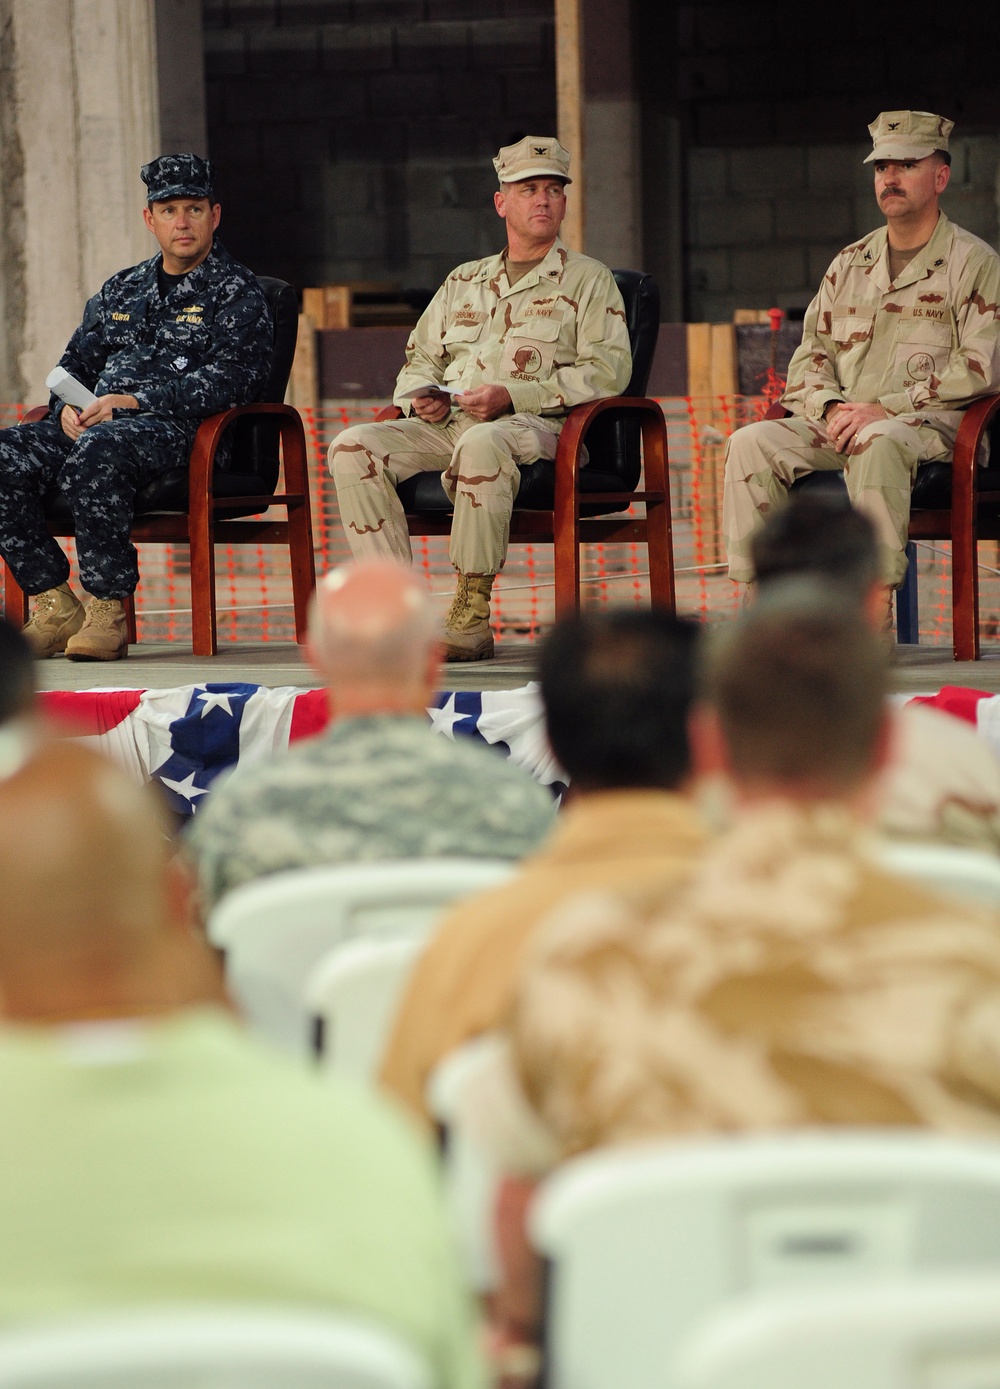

0,741,483,1388
750,493,1000,850
380,609,706,1122
188,559,554,908
473,589,1000,1366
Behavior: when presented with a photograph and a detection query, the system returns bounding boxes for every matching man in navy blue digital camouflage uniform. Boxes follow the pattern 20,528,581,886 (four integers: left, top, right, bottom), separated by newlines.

0,154,271,661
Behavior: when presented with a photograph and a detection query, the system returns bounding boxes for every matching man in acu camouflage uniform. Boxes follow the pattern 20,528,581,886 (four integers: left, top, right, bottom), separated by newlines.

0,154,271,661
329,136,632,662
723,111,1000,615
187,559,556,911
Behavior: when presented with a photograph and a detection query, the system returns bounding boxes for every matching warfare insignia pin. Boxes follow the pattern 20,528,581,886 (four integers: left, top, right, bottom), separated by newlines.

173,356,188,371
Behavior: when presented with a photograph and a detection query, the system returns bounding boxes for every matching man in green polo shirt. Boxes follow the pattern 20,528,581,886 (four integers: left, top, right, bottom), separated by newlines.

0,739,483,1389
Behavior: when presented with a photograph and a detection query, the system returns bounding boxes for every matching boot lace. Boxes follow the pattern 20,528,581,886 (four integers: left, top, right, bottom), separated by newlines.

444,576,471,629
84,599,123,630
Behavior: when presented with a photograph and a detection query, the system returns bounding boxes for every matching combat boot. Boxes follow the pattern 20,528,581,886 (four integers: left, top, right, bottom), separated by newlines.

442,574,495,662
65,598,129,662
21,583,85,659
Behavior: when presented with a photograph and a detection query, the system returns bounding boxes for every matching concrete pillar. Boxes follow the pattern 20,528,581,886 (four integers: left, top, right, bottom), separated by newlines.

579,0,642,272
0,0,163,402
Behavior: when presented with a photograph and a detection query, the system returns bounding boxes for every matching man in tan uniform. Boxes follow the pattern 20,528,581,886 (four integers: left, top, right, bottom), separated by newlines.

379,608,706,1124
329,137,632,661
724,110,1000,597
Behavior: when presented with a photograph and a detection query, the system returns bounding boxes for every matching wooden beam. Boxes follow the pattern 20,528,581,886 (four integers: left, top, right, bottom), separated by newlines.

555,0,584,252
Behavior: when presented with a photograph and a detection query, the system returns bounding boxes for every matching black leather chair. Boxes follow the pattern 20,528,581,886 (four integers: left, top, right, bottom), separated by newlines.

3,276,316,656
377,268,675,616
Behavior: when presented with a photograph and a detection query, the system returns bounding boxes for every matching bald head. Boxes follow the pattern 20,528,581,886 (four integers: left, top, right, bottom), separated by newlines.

307,561,439,715
0,742,221,1023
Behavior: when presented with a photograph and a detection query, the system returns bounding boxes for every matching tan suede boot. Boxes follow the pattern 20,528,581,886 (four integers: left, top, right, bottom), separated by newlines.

65,598,129,662
21,583,85,659
442,574,495,662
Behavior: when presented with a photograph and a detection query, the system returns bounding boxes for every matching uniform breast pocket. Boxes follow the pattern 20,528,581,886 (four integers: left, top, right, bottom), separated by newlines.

105,318,139,351
158,317,213,372
441,320,486,380
893,318,953,387
830,314,874,348
500,316,562,382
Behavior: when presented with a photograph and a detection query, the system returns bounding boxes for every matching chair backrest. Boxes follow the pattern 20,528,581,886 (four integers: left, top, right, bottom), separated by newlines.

674,1277,1000,1389
582,269,661,491
208,857,514,1054
305,936,426,1080
0,1306,430,1389
530,1131,1000,1389
224,276,299,492
427,1036,511,1294
872,841,1000,907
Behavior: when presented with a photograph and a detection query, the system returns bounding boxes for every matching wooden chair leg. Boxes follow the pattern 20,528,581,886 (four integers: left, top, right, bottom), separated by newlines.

189,523,218,658
287,501,316,645
952,534,980,662
124,593,138,645
639,408,676,613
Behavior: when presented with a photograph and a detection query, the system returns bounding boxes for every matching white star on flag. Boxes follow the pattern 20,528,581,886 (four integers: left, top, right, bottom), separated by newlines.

195,689,235,718
158,771,210,804
427,693,463,737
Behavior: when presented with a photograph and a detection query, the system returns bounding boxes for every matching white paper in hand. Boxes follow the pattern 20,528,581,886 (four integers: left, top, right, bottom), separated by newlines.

396,383,464,401
45,367,98,412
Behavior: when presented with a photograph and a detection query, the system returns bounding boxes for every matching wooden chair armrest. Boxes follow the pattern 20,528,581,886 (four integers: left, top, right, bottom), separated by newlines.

555,394,663,491
187,403,310,540
376,405,405,422
763,402,791,421
188,402,307,497
24,406,49,424
952,392,1000,481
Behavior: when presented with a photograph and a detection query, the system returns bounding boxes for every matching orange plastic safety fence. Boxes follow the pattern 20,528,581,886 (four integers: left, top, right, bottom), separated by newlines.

0,399,978,647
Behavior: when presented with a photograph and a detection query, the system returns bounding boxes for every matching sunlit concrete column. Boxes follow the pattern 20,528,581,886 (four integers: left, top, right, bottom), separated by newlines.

0,0,162,401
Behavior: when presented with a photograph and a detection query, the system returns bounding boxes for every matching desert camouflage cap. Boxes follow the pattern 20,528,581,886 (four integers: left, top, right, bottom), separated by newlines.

493,135,572,185
864,110,954,164
141,153,215,203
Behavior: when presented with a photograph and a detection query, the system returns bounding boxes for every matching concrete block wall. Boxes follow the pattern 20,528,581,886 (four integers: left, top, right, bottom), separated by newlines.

686,136,1000,322
203,0,556,291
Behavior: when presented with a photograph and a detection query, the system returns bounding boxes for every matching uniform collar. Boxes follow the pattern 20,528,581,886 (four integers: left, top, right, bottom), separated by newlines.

477,238,571,297
852,213,952,294
152,239,228,299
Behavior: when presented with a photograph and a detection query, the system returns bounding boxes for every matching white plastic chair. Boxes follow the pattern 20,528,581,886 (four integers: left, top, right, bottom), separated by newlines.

306,937,426,1081
427,1035,511,1294
529,1131,1000,1389
0,1306,431,1389
872,840,1000,906
207,858,513,1053
674,1276,1000,1389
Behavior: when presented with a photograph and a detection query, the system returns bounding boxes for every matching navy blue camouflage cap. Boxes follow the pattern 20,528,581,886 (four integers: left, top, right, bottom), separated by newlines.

141,153,215,203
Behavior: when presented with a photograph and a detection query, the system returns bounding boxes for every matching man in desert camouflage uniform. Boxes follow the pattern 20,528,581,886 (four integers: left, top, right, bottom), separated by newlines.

0,154,271,662
187,560,555,910
448,587,1000,1363
723,111,1000,604
329,136,631,662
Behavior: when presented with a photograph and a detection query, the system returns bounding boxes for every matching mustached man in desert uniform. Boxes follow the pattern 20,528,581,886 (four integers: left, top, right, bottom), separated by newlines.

328,136,632,662
723,111,1000,622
